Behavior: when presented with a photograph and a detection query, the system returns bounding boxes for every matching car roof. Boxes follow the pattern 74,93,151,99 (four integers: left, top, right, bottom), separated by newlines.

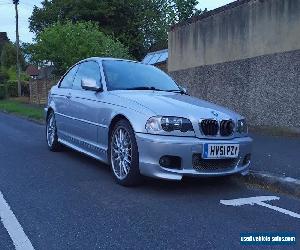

77,57,139,65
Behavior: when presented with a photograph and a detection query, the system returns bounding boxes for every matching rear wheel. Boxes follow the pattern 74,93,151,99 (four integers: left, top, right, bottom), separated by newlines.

46,111,61,151
109,119,142,186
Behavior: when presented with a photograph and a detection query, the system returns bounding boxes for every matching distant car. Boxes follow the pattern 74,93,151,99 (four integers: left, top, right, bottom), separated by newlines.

45,57,252,186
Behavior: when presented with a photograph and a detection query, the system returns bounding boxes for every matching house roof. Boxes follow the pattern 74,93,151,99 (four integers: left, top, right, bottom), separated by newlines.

0,32,9,43
26,65,39,76
142,49,168,65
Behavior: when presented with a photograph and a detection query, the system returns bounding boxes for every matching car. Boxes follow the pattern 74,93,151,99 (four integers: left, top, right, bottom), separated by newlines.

45,57,252,186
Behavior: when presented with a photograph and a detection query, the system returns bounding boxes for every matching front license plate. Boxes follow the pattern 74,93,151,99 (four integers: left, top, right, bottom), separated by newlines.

203,144,239,159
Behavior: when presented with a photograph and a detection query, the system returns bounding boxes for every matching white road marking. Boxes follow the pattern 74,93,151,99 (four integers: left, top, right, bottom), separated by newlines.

0,191,35,250
220,196,300,219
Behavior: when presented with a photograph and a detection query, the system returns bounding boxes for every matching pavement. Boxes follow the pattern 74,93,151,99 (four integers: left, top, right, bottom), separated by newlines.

250,133,300,179
0,112,299,249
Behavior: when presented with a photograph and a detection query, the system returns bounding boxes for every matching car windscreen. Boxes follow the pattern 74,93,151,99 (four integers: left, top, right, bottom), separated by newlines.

103,60,180,91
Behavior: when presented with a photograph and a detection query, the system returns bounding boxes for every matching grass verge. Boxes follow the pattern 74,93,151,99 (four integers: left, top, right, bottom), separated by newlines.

0,99,44,122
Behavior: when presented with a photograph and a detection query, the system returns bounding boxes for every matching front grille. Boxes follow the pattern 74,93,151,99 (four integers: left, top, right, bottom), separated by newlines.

200,119,235,137
192,154,238,172
200,119,219,136
220,120,234,136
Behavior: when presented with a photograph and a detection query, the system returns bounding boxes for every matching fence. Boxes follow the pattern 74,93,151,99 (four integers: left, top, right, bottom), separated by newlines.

29,78,58,105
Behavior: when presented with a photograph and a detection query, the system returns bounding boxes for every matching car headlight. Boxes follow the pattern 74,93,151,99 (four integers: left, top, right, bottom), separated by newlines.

145,116,194,133
237,119,248,133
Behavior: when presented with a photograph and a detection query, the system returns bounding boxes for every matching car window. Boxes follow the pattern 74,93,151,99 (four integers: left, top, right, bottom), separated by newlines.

102,60,180,91
60,65,78,88
73,61,101,90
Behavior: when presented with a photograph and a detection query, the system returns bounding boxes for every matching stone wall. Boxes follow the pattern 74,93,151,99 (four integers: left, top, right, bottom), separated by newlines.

170,49,300,128
168,0,300,129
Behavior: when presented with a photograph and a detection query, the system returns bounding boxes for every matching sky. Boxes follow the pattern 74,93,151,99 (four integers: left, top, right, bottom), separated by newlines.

0,0,235,43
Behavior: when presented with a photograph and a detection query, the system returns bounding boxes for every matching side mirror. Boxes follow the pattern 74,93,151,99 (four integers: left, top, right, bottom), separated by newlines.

181,87,187,94
81,78,102,92
178,85,188,94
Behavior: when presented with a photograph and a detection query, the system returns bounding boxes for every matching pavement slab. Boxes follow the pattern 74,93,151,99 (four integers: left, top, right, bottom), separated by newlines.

250,133,300,179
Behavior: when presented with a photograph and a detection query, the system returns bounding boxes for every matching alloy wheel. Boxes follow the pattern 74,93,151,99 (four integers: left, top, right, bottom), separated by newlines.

111,127,132,180
47,114,56,147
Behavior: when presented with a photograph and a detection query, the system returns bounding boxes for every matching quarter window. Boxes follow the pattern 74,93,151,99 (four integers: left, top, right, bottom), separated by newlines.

60,65,78,88
73,61,101,90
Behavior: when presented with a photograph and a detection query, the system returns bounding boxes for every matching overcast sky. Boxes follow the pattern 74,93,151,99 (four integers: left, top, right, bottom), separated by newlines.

0,0,235,43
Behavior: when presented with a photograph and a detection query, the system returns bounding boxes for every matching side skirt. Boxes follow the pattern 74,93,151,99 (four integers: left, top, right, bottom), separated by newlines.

58,138,108,164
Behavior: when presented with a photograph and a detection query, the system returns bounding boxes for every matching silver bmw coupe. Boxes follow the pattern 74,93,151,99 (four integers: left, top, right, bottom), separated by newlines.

45,57,252,186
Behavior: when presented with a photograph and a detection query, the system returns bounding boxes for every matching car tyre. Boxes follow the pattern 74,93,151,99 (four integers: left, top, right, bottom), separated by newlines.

109,119,143,186
46,111,61,151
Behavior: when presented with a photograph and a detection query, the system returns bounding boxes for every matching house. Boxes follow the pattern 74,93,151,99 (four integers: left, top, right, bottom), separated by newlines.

141,49,168,72
0,32,9,48
25,65,39,79
37,66,54,80
0,32,9,57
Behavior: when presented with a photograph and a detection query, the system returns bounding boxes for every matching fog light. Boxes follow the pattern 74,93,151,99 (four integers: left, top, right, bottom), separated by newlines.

243,154,251,165
159,155,182,169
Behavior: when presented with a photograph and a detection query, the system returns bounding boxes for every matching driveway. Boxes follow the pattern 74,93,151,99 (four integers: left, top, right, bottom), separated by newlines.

0,112,299,249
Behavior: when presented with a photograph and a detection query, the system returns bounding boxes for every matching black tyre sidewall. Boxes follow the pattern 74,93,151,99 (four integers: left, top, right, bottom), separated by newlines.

46,111,61,151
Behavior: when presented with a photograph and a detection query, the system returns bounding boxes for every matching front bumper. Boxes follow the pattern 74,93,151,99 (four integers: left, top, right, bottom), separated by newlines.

136,133,252,180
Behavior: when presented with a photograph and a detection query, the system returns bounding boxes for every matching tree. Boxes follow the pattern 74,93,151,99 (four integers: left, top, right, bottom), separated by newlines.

0,42,25,70
28,21,130,75
29,0,201,59
0,69,9,84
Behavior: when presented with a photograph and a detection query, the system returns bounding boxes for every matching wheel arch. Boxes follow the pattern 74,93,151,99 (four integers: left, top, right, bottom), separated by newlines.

107,114,137,159
107,113,142,185
108,114,133,140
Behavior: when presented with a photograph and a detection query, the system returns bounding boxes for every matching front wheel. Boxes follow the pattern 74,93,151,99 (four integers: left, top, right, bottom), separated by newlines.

109,119,143,186
46,111,61,151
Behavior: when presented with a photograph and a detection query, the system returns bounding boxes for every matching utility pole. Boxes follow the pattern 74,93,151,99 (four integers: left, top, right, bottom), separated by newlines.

13,0,21,97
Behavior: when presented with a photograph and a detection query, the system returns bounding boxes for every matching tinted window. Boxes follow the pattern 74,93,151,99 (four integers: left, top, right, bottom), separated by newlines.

73,61,101,90
60,65,78,88
103,60,180,91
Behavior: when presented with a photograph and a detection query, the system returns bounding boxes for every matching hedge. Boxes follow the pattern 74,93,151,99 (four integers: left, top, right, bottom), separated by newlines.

0,84,6,99
0,81,29,99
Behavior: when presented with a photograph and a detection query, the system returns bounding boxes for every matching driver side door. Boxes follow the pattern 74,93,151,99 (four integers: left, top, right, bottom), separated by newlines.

67,61,104,155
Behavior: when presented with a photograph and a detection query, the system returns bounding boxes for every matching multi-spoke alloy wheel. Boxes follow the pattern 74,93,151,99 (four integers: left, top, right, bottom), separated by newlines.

109,119,142,186
46,111,61,151
47,114,56,147
111,127,132,180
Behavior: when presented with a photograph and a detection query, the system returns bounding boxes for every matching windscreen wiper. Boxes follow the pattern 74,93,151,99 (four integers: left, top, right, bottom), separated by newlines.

126,86,187,94
125,86,163,91
164,89,189,95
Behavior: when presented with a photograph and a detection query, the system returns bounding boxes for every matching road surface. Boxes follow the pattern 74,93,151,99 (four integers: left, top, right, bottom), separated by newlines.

0,112,299,249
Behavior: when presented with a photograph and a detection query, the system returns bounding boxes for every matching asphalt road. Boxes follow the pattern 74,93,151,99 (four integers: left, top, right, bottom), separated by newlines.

0,112,299,249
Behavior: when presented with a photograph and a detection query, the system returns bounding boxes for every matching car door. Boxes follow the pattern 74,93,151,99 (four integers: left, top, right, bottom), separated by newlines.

67,60,104,155
54,65,78,140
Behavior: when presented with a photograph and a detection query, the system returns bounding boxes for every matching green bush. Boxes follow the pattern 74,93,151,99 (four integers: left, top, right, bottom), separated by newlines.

4,80,30,97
